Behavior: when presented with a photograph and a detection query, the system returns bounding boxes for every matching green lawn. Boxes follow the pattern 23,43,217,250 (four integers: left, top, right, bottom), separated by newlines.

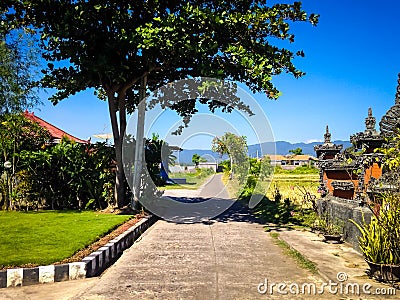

0,211,132,268
159,168,215,190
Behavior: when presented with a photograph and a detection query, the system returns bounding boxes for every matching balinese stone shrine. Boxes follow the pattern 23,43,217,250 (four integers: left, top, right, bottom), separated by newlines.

314,73,400,249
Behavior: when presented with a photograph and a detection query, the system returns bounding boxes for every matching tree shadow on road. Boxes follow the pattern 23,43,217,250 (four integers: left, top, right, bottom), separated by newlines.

211,200,264,224
152,195,263,224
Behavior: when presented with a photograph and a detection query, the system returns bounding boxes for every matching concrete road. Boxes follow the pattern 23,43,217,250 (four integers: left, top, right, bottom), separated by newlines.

0,174,323,300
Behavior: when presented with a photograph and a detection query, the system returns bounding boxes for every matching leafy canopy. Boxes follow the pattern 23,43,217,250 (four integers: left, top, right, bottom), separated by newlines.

5,1,319,107
2,0,319,206
289,147,303,155
192,153,207,166
212,132,248,164
0,113,50,164
0,30,42,114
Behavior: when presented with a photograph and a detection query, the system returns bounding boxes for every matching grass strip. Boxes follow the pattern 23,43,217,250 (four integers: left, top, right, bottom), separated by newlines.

270,232,318,275
161,168,215,190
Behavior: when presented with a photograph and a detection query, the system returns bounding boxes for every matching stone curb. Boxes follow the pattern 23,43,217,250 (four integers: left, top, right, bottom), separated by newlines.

0,215,158,288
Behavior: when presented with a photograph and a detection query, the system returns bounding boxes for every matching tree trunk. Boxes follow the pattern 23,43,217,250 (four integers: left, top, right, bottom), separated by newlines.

114,137,126,208
107,92,126,208
106,72,149,208
132,75,147,210
230,156,234,180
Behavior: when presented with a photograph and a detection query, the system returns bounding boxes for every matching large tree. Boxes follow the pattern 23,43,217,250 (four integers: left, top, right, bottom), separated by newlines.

0,29,42,114
212,132,248,179
3,1,318,207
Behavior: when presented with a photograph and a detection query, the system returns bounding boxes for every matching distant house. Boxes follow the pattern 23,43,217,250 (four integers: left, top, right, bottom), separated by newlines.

24,111,89,144
197,162,218,172
267,155,287,166
267,154,317,169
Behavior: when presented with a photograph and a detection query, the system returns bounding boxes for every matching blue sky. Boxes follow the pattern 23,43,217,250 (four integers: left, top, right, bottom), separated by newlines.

33,0,400,149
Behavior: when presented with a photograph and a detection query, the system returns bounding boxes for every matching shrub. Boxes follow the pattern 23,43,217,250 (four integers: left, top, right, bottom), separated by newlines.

351,193,400,265
19,139,115,210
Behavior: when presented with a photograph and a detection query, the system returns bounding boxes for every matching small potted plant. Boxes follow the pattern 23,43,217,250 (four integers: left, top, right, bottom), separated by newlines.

314,214,344,243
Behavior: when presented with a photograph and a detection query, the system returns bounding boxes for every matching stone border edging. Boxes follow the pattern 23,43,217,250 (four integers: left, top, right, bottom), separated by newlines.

0,214,157,288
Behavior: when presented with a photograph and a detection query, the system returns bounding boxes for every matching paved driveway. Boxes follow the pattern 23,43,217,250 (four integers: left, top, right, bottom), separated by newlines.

0,175,323,299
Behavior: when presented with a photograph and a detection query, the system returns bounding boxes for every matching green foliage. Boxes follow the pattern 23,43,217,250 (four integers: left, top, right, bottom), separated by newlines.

6,1,319,103
192,153,206,167
248,193,316,228
3,1,319,207
270,232,318,274
4,131,173,210
0,113,49,163
375,130,400,172
351,131,400,266
248,157,273,180
289,147,303,155
351,217,390,265
313,214,344,236
166,168,215,190
272,184,283,202
350,193,400,265
0,210,131,267
274,165,319,174
259,156,274,180
0,29,41,114
233,157,274,198
225,156,273,198
19,138,115,210
212,132,248,182
144,134,174,187
212,133,248,162
171,167,214,181
0,113,50,209
219,160,231,173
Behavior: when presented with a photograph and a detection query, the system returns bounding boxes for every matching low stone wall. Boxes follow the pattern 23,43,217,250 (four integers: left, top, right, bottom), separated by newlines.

0,214,158,288
317,196,373,252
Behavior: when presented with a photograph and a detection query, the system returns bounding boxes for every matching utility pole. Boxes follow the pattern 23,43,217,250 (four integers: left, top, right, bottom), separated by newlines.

132,75,147,210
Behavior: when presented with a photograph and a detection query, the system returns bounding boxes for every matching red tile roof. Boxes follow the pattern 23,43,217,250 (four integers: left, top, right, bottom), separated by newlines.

24,111,89,144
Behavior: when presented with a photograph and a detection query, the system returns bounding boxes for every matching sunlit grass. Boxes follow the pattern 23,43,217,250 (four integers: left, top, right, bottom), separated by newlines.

0,211,132,268
224,172,319,205
266,173,319,205
270,232,318,274
159,168,215,190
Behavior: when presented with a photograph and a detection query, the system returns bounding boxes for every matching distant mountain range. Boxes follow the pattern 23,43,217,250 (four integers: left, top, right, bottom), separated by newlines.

175,140,352,164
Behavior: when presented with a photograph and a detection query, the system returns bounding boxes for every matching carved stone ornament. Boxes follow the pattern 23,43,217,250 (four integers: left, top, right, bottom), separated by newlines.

350,107,383,147
314,125,343,156
331,181,355,191
380,73,400,137
324,125,331,143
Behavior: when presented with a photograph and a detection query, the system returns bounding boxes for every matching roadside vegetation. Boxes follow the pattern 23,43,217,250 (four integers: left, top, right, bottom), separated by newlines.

161,168,215,190
265,174,319,205
222,159,319,229
270,232,318,274
0,211,132,268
